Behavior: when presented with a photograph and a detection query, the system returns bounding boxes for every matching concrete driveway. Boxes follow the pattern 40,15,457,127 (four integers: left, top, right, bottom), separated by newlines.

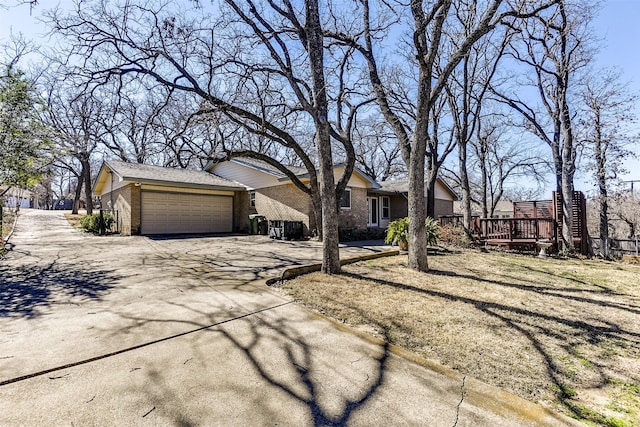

0,209,579,426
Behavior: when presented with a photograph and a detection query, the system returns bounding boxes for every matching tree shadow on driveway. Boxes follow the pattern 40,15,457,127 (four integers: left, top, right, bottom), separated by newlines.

0,258,119,319
111,302,393,426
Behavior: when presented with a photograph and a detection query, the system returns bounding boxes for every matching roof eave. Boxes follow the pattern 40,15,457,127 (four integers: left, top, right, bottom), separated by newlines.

120,177,245,192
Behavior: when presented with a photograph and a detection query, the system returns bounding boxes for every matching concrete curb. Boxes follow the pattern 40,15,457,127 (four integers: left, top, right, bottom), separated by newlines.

268,249,400,284
267,250,582,426
304,305,583,427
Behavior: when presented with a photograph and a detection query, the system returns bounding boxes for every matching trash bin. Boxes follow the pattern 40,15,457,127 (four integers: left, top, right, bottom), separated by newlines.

249,214,260,234
257,218,268,235
269,220,283,239
283,221,304,240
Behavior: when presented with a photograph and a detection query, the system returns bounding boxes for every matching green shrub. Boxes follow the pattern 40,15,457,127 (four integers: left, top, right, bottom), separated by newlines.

424,217,440,246
385,217,409,246
385,216,440,247
80,212,114,234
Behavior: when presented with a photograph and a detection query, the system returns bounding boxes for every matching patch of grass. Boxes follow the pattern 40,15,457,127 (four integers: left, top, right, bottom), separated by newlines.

64,213,84,230
1,207,17,246
280,249,640,426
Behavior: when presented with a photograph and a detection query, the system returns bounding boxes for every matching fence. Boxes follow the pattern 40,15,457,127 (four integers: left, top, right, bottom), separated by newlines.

590,237,640,256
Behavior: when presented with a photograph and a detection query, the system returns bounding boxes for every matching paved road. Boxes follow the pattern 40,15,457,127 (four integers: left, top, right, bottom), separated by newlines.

0,209,580,426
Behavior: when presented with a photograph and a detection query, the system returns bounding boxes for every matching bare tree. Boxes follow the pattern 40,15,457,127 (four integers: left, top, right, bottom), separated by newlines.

443,11,513,234
44,79,107,215
330,0,555,271
351,116,405,181
579,68,639,257
493,0,595,252
474,122,548,217
48,0,369,273
609,189,640,239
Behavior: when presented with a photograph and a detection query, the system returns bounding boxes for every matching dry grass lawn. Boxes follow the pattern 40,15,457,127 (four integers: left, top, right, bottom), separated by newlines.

280,249,640,427
1,208,18,248
64,212,85,230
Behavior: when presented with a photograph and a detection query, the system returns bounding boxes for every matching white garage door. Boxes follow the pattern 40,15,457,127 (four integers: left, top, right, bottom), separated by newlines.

141,191,233,235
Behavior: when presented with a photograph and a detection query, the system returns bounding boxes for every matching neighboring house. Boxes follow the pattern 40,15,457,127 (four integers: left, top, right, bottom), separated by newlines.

492,200,515,218
92,157,458,237
93,160,246,235
206,157,381,235
1,187,32,209
453,199,514,219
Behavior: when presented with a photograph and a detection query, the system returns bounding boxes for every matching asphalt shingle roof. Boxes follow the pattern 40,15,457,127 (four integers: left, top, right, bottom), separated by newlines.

231,157,307,178
106,160,244,190
377,179,410,193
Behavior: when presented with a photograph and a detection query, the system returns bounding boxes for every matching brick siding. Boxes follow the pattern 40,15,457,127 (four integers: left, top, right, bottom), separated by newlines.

255,184,314,234
338,187,368,229
101,184,136,235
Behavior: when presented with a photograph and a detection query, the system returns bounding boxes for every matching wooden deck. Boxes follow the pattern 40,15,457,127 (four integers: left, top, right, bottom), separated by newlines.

484,239,546,251
480,218,556,241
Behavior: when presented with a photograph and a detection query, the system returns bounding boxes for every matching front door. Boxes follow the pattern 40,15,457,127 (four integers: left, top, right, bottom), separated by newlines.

368,197,378,227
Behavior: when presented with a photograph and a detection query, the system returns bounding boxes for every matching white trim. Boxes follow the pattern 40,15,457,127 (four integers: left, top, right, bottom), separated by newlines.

367,196,379,227
381,196,390,219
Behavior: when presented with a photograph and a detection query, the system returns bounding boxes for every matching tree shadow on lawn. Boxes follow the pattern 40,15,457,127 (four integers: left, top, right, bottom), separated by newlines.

429,268,640,316
342,271,640,425
0,258,118,319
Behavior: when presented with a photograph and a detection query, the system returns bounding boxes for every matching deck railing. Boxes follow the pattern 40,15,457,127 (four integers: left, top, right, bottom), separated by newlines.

479,218,556,241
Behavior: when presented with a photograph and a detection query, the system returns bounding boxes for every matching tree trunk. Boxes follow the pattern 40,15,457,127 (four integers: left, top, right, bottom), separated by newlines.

310,190,323,239
594,112,609,258
82,156,93,215
72,170,83,215
458,141,472,234
560,152,575,253
425,154,438,218
407,151,428,271
306,0,340,274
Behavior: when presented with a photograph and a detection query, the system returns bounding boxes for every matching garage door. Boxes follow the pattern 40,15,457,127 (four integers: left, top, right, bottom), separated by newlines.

141,191,233,235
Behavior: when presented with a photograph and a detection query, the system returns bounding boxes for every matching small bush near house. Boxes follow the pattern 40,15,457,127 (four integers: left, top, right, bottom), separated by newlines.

339,227,387,242
424,217,440,246
385,217,440,248
80,212,114,234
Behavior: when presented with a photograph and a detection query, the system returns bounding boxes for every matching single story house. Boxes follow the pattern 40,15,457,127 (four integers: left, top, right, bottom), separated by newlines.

1,187,33,209
93,158,458,236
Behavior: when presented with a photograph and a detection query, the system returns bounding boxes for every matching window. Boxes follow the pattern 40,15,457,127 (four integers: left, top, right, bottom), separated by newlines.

340,188,351,209
381,196,390,219
250,191,256,208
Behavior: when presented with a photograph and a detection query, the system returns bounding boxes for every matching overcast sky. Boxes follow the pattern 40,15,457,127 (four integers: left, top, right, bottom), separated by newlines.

1,0,639,192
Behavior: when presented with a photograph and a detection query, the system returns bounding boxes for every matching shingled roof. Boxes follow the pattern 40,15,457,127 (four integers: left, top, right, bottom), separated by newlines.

101,160,245,190
226,157,308,178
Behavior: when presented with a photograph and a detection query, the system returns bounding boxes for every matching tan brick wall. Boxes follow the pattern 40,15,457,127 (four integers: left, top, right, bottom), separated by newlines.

338,187,367,229
130,184,141,234
101,184,133,235
234,191,250,233
434,198,453,218
389,194,408,220
255,184,313,234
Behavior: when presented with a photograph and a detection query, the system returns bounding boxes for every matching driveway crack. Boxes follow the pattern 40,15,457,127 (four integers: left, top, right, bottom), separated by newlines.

453,375,467,427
